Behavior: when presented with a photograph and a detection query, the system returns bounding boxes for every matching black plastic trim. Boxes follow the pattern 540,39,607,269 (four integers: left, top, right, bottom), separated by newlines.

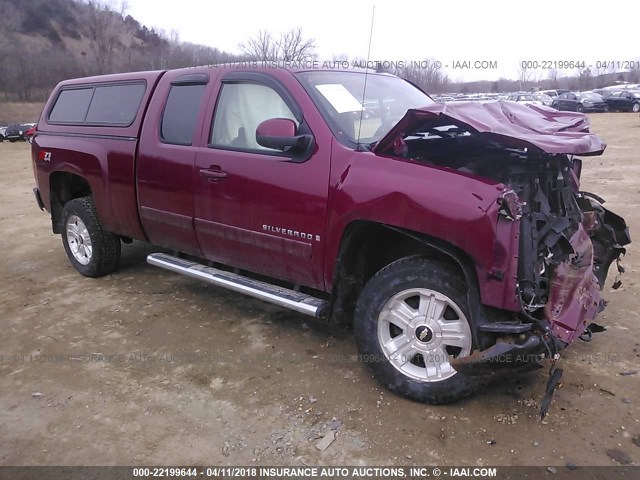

171,73,210,86
33,188,45,211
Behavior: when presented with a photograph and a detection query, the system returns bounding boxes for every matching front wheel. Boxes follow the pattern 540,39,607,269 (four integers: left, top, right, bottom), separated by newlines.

633,103,640,113
354,257,480,404
576,104,584,113
61,197,121,277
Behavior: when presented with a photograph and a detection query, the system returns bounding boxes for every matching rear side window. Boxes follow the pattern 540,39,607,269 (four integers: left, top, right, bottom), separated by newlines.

85,84,145,125
48,88,94,123
48,82,146,126
160,84,207,145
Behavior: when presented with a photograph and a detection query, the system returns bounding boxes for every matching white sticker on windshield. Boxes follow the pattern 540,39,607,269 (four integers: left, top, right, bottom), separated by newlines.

315,84,364,113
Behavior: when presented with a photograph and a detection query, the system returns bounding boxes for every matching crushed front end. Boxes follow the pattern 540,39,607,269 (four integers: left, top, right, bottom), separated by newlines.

373,101,631,380
446,150,630,372
503,153,630,348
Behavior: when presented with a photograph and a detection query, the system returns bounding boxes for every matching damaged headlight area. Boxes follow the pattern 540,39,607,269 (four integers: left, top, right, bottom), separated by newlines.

497,189,523,221
514,154,585,314
390,123,630,344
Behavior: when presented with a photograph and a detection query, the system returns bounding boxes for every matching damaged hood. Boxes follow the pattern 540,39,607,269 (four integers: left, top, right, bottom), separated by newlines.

373,100,606,156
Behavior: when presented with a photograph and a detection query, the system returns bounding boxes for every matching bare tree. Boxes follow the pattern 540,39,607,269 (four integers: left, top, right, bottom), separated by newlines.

594,62,608,78
517,61,532,91
239,30,277,61
577,67,593,90
547,68,560,88
240,28,315,62
276,28,316,62
395,59,449,94
85,0,128,74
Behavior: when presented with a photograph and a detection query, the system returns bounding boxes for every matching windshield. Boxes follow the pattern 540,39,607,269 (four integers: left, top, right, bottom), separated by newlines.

296,71,433,147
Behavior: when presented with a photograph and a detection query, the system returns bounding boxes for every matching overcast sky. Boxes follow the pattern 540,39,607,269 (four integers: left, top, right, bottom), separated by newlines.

126,0,640,82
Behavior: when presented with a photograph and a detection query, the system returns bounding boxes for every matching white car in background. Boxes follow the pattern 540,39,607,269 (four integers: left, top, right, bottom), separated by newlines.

601,83,640,91
506,94,543,106
533,93,554,107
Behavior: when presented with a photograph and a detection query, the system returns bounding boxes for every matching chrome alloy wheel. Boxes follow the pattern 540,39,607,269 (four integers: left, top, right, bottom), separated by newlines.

377,288,472,382
66,214,93,265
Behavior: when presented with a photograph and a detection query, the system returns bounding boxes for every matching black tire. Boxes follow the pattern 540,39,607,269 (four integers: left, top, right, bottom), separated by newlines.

61,196,121,277
633,102,640,113
576,104,584,113
354,256,481,404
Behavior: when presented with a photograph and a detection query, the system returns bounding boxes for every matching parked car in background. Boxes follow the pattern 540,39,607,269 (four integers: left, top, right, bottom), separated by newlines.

3,123,36,142
552,92,606,112
533,93,554,107
592,89,612,98
603,90,640,112
0,126,7,141
506,94,543,106
601,83,640,92
25,124,37,141
4,124,28,142
540,89,570,98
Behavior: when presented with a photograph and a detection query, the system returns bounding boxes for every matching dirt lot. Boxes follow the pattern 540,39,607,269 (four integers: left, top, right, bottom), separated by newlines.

0,114,639,468
0,102,44,125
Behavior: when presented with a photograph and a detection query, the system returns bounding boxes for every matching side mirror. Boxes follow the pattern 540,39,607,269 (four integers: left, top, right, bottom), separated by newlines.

256,118,312,154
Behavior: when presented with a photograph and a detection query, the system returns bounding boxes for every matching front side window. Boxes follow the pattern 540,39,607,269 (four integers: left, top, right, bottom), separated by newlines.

161,84,206,145
210,83,297,152
296,71,433,147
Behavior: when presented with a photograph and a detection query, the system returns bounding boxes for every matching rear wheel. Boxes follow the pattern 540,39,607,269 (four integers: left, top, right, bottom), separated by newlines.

61,197,121,277
354,257,480,404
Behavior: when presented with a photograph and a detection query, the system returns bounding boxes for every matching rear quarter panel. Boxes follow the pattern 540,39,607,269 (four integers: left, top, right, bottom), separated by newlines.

32,135,145,239
33,71,165,240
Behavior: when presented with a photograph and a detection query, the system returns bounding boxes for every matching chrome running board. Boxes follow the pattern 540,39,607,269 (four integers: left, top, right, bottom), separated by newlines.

147,253,329,318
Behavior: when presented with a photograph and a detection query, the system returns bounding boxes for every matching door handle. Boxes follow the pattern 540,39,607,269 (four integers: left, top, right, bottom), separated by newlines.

199,167,228,181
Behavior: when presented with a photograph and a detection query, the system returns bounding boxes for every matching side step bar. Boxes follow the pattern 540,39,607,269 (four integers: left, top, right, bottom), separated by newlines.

147,253,329,319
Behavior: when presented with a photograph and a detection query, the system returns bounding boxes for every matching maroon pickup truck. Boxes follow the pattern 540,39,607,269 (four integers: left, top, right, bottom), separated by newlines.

31,65,630,405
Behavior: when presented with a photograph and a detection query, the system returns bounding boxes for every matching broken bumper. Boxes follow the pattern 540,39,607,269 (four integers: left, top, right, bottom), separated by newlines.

454,202,629,377
450,335,546,376
544,225,602,344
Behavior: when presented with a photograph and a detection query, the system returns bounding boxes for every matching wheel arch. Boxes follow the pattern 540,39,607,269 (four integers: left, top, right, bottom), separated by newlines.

329,220,491,338
49,171,93,234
